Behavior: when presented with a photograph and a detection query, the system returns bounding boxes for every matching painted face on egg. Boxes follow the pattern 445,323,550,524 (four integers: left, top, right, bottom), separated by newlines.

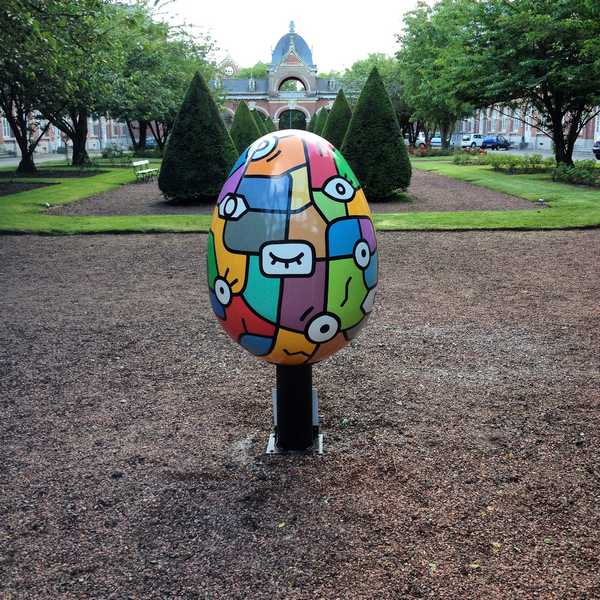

207,129,378,365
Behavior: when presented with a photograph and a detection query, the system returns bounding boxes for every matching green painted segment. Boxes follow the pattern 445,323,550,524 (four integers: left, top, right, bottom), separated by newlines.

313,191,346,222
327,258,367,329
243,255,281,323
333,149,360,188
207,231,217,289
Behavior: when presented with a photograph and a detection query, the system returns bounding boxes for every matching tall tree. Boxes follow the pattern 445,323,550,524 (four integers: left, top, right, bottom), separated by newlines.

411,0,600,165
397,2,472,148
322,89,352,148
342,67,411,200
158,72,238,202
0,0,103,172
230,101,261,153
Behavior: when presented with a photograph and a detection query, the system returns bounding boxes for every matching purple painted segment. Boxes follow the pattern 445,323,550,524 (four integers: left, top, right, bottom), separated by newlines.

359,218,377,252
217,164,245,205
279,261,326,332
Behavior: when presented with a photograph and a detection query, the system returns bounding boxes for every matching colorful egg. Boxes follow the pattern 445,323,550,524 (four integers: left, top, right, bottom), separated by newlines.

207,130,377,365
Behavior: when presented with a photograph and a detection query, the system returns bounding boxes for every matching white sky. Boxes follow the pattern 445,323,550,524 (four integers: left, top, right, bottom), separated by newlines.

164,0,431,73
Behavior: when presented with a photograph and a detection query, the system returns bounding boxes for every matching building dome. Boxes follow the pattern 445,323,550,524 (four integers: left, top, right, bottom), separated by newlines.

271,30,314,67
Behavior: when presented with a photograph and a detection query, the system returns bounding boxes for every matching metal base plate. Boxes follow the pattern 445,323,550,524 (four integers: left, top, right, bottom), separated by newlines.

266,432,324,455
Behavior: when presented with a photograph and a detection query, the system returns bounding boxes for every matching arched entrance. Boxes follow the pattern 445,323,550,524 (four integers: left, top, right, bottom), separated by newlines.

278,109,307,130
278,77,308,93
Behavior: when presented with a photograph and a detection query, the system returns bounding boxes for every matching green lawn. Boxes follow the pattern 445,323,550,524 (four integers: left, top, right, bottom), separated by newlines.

0,159,598,234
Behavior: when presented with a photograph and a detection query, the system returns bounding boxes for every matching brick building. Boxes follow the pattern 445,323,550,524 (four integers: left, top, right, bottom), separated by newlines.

454,107,600,152
0,115,130,157
216,22,340,128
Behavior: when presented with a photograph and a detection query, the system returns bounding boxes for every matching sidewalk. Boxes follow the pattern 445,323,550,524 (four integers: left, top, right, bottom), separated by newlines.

0,152,101,169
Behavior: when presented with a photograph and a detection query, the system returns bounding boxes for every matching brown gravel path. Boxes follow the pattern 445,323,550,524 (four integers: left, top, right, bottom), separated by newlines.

49,168,534,216
1,231,599,599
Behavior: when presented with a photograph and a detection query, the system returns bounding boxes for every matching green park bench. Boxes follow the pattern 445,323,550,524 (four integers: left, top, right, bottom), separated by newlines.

132,159,159,182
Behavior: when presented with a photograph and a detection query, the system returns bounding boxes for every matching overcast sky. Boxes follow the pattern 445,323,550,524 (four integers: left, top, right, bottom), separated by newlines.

164,0,431,73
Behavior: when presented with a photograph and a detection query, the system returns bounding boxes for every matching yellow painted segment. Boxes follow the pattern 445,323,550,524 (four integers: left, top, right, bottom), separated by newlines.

210,208,247,293
347,188,371,217
290,167,311,210
265,327,316,365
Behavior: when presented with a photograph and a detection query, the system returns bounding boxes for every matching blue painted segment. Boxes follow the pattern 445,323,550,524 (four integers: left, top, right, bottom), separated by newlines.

210,290,225,319
228,148,249,176
364,251,378,289
327,218,361,257
240,334,273,356
238,175,290,211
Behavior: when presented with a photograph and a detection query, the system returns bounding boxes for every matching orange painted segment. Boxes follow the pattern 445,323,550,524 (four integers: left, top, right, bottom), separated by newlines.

287,205,327,258
246,136,306,176
307,332,346,363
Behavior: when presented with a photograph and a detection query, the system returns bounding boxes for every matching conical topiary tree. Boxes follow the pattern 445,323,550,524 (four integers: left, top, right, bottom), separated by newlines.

341,67,411,200
313,108,329,136
322,89,352,148
251,110,268,135
158,71,238,202
265,115,276,132
230,101,262,153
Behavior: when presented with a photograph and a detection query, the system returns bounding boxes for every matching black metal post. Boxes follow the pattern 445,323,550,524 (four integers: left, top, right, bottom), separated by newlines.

275,364,314,451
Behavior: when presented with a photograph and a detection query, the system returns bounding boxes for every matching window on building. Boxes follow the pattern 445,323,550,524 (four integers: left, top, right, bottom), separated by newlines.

512,110,520,133
93,120,100,137
596,112,600,135
501,112,508,132
3,118,13,138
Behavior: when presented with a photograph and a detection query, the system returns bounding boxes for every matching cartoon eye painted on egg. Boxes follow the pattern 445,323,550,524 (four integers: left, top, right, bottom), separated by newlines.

306,313,340,343
353,240,371,269
323,176,355,202
260,241,315,277
218,193,248,220
251,136,278,161
214,277,232,306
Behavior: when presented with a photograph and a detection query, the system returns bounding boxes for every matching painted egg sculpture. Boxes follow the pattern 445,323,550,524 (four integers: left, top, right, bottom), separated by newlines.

207,129,377,366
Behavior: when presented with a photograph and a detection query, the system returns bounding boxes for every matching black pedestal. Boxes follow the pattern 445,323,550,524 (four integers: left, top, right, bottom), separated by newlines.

266,364,322,454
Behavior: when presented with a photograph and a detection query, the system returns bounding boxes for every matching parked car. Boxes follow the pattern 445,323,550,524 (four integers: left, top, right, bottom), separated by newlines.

461,134,484,148
593,140,600,160
481,135,511,150
429,136,454,149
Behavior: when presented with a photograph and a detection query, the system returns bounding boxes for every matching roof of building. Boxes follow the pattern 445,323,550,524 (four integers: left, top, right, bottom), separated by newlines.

219,78,269,94
271,32,314,68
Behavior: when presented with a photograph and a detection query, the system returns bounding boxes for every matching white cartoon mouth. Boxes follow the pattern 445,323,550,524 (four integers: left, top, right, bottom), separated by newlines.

260,241,315,277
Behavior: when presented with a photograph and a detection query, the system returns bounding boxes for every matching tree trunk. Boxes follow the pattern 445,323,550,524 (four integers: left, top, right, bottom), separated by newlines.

551,124,573,166
16,152,37,174
148,120,165,152
7,112,37,174
125,118,148,151
71,110,90,166
136,120,148,151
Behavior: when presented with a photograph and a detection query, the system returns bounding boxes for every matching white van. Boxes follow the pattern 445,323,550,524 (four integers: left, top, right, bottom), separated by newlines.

461,134,484,148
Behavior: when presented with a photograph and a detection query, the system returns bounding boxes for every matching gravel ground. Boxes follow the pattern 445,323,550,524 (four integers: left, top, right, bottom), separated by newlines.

49,169,534,216
1,231,599,599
